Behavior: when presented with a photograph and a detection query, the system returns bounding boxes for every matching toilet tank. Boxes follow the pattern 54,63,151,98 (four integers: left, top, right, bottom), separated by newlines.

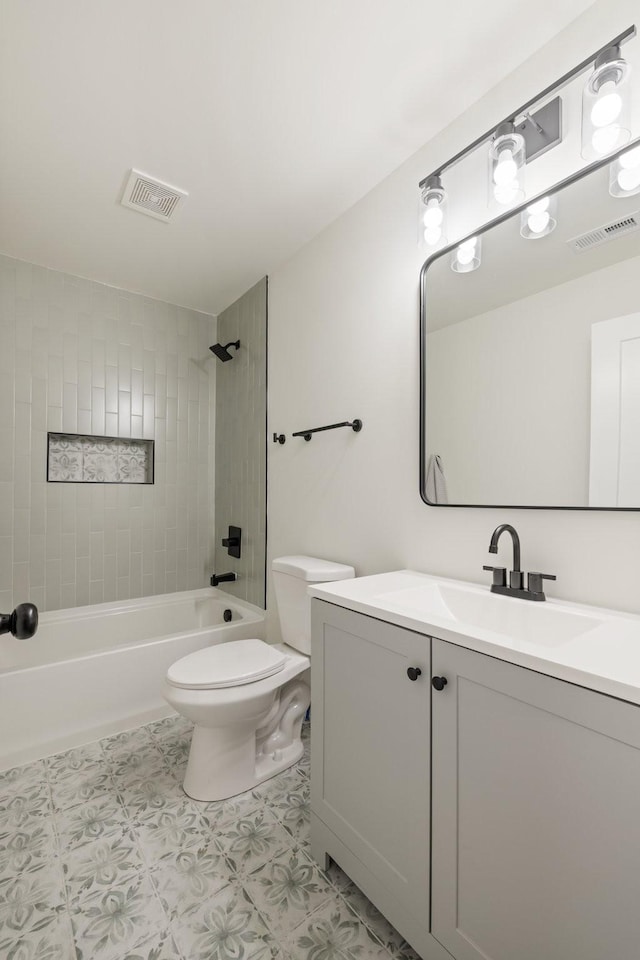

272,556,355,655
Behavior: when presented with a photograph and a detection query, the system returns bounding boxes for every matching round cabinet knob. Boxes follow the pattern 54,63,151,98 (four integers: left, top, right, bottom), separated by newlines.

406,667,422,681
432,676,448,691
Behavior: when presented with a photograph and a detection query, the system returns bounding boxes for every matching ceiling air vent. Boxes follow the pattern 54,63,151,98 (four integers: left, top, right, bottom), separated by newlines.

568,212,640,253
121,169,188,222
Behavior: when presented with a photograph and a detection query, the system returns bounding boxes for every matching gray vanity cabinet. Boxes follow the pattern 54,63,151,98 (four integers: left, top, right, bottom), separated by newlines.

310,600,434,952
431,637,640,960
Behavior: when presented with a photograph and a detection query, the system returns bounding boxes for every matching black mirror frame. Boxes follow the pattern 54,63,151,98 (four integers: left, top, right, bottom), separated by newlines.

419,136,640,511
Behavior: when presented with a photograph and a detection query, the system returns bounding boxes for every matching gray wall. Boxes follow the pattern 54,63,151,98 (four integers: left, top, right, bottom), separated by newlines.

0,254,216,612
214,278,267,608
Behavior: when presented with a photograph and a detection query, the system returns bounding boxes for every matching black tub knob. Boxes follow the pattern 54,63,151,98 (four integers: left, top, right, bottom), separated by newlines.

0,603,39,639
407,667,422,681
432,676,448,691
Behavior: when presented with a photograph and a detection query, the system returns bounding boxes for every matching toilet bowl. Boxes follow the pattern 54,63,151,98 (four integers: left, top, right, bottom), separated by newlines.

164,556,354,801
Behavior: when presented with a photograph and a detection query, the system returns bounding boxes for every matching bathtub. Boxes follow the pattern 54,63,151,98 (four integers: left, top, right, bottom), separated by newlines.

0,588,265,770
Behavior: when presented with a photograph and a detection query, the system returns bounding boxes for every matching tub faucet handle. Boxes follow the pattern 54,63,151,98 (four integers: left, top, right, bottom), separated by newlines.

0,602,39,639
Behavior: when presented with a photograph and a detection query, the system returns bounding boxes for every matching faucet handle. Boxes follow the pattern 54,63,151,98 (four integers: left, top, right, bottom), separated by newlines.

483,565,507,587
527,572,556,597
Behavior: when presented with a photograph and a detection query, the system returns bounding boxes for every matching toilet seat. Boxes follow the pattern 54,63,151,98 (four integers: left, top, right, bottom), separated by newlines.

167,638,287,690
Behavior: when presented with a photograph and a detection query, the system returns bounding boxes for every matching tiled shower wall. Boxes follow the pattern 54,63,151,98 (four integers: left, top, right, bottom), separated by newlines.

0,254,216,612
214,277,267,608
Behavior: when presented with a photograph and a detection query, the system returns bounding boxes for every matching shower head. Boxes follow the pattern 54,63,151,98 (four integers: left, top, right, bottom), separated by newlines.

210,340,240,362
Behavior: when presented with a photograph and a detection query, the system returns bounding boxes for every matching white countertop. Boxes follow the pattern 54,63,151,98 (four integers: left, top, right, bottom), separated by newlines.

308,570,640,706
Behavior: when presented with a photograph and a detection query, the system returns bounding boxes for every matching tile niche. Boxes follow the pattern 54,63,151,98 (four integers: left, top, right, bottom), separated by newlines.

47,432,154,484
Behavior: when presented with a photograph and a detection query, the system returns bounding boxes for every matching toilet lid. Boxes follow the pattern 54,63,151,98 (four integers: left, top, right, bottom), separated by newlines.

166,639,288,690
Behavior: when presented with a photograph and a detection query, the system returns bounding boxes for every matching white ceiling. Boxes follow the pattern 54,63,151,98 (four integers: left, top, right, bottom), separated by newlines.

0,0,595,314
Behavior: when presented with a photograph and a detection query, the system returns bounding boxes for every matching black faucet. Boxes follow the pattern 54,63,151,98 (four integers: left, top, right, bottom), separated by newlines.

210,572,237,587
483,524,556,602
488,523,523,590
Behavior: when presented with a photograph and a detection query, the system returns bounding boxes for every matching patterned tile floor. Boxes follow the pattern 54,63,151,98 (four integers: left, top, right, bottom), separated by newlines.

0,717,420,960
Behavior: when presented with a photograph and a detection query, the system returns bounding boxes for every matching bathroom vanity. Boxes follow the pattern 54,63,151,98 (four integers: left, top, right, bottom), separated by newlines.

309,572,640,960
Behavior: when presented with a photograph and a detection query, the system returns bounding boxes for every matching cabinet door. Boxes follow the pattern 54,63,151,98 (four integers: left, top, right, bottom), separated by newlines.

311,601,430,920
431,638,640,960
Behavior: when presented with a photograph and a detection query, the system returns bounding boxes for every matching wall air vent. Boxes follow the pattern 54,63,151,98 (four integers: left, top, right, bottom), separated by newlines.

121,169,188,222
568,212,640,253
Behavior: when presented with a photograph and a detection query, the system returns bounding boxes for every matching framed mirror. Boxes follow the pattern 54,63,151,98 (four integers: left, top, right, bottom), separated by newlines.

420,139,640,510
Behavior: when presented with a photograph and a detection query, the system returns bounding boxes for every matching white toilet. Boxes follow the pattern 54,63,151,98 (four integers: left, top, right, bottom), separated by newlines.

163,556,355,801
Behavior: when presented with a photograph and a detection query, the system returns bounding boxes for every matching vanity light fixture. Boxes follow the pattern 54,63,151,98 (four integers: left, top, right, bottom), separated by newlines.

609,143,640,196
581,45,632,161
489,122,526,207
418,25,636,250
451,236,481,273
520,195,557,239
419,174,448,250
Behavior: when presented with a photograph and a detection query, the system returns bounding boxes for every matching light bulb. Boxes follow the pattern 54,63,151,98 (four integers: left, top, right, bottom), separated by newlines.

527,197,550,216
493,149,517,185
617,167,640,192
423,204,444,228
494,182,519,205
591,125,621,156
620,146,640,170
456,238,477,266
527,211,550,235
423,227,442,247
590,80,623,127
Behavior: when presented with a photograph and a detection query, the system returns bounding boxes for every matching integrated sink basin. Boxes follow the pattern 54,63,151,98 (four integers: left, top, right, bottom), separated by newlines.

308,570,640,707
374,581,603,646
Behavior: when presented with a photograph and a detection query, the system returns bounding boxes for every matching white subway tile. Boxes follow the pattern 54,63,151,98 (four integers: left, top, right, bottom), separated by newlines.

131,369,143,417
91,387,105,435
62,382,78,432
105,412,118,436
77,360,91,411
118,391,131,437
77,409,91,433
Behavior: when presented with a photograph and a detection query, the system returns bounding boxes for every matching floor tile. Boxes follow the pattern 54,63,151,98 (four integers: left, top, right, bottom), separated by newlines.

147,715,193,740
0,819,57,880
244,846,334,940
150,844,234,919
170,881,274,960
0,862,66,939
101,729,155,761
61,830,147,900
47,743,105,781
0,910,76,960
0,784,52,830
108,927,182,960
69,873,166,960
118,773,184,817
214,807,294,877
285,895,393,960
134,799,208,864
0,762,48,800
50,767,116,812
269,782,310,843
0,715,415,960
54,795,130,849
109,749,168,786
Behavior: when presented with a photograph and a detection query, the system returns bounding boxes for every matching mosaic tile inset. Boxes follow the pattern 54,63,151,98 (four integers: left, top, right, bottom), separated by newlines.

48,433,154,484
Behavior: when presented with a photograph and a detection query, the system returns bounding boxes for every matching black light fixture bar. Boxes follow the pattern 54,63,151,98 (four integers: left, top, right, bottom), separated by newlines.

418,24,636,188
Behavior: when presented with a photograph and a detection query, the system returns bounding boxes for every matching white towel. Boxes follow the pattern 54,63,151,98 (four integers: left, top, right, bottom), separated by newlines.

426,454,448,504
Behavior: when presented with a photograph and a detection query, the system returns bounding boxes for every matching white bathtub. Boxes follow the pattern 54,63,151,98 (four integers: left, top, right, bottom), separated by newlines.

0,588,265,770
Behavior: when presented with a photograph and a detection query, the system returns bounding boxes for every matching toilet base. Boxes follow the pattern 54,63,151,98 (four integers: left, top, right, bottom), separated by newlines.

181,678,310,802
